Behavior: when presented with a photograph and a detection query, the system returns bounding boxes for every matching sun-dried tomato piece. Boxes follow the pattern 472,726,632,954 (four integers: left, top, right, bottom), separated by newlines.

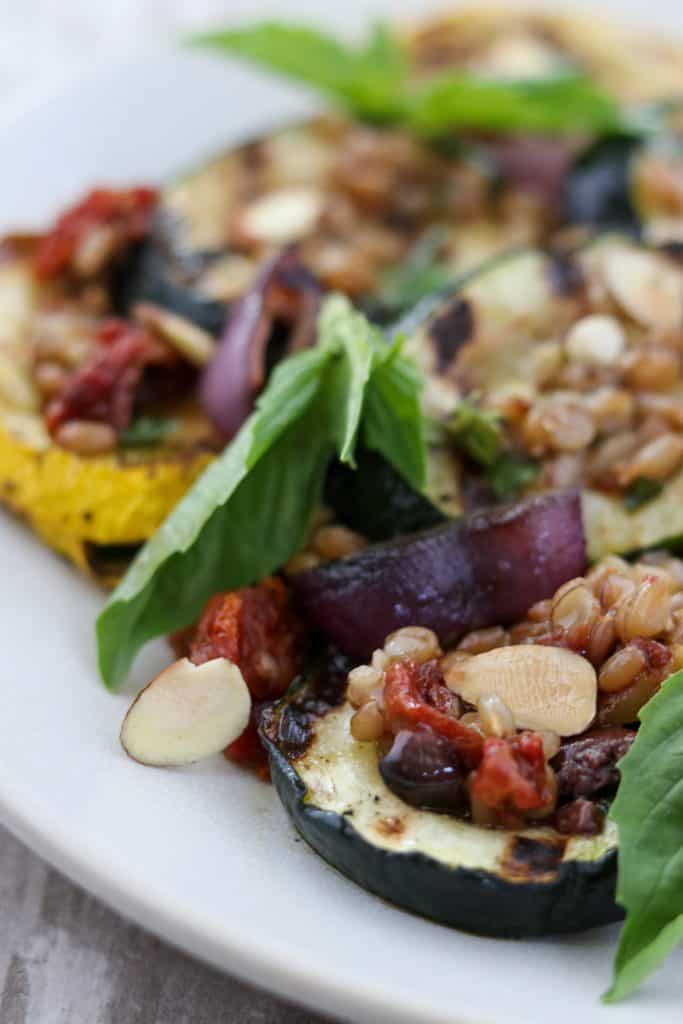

469,732,553,826
45,318,177,435
224,705,271,780
383,659,483,766
34,186,157,279
189,578,306,701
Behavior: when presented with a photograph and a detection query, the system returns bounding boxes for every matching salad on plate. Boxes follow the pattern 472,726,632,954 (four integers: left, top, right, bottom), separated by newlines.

3,5,683,1005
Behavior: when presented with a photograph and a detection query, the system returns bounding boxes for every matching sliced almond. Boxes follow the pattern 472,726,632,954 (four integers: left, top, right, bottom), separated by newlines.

443,644,597,737
240,187,323,246
602,246,683,330
120,657,251,767
0,409,50,451
134,303,215,367
0,351,38,411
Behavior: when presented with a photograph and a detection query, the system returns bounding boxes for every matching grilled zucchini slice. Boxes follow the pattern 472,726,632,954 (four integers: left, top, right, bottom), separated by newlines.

263,684,619,938
404,236,683,558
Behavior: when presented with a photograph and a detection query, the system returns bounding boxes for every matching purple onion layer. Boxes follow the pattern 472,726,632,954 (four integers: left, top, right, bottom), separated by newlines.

293,490,586,660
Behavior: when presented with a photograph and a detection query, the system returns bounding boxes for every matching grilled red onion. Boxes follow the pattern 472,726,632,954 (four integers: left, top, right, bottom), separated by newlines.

293,490,586,660
487,136,575,210
200,248,321,437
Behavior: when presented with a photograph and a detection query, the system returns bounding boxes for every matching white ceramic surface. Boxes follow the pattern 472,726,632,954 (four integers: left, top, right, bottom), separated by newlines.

2,35,683,1024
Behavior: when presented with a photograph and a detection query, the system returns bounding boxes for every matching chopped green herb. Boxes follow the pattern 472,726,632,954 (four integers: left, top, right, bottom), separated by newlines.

624,476,664,512
120,416,178,448
485,452,539,500
96,295,426,689
190,21,622,136
375,228,451,318
449,396,503,467
605,668,683,1002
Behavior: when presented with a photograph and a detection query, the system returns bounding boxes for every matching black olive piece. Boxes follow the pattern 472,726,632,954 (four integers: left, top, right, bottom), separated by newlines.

563,134,642,233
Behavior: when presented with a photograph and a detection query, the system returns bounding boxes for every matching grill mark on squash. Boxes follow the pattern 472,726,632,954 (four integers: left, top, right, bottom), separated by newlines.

502,835,567,881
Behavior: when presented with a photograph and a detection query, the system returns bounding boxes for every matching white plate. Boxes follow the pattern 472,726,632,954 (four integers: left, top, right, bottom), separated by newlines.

2,30,683,1024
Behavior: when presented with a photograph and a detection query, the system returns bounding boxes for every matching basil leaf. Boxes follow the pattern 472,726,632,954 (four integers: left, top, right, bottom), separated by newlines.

624,476,664,512
605,669,683,1002
120,416,178,447
318,295,378,465
449,395,503,467
485,452,539,500
409,73,620,135
375,228,451,319
363,340,426,491
191,22,406,121
191,20,621,136
96,296,425,688
97,345,330,688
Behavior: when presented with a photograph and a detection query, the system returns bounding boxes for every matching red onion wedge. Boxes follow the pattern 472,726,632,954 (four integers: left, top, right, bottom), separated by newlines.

200,247,321,438
293,490,586,660
486,136,575,210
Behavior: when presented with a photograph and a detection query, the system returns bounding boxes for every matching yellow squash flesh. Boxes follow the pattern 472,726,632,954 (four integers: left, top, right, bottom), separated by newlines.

0,412,212,584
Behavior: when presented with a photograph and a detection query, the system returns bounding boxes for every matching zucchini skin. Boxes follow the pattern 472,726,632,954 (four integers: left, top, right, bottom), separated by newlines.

264,734,621,939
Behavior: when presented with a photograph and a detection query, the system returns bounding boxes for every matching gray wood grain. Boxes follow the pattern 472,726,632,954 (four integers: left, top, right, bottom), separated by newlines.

0,825,332,1024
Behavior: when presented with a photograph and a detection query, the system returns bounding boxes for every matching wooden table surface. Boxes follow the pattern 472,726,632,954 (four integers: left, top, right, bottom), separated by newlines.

0,825,332,1024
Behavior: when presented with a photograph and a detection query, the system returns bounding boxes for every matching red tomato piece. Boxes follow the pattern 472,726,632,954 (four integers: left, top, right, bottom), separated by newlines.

383,659,483,766
45,318,176,435
469,732,552,820
224,709,271,780
34,186,157,279
188,578,306,702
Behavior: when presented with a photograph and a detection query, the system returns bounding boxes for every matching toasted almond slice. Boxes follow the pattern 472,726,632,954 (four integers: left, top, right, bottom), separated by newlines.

443,644,597,737
0,351,39,411
240,187,323,245
0,409,50,450
603,246,683,330
134,303,215,367
120,657,251,766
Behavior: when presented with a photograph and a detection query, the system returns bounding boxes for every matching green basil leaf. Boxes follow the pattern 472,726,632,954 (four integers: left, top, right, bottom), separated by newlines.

624,476,665,512
449,395,503,467
97,345,331,688
190,21,407,121
408,72,620,135
485,452,539,500
318,295,378,465
96,295,426,688
190,22,352,95
605,668,683,1002
191,20,622,135
119,416,178,448
363,340,426,491
376,227,451,319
